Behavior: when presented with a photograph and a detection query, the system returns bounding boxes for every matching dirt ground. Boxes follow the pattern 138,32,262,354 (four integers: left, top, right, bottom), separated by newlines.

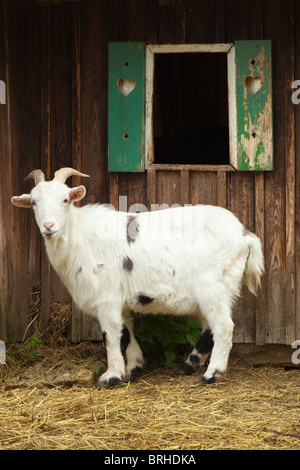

0,342,299,450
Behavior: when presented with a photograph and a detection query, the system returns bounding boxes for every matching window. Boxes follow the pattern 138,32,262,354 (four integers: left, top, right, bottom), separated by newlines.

108,41,273,172
150,48,229,166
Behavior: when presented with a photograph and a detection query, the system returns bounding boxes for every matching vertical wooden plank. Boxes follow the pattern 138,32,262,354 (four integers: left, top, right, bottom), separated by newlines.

40,6,51,181
147,168,157,209
158,0,186,44
0,0,10,340
156,171,181,207
226,0,256,343
146,0,158,44
0,0,28,341
72,3,82,185
119,173,147,211
110,173,119,210
186,0,216,43
50,3,73,173
40,5,51,337
225,0,250,42
215,0,225,43
72,0,109,341
82,0,109,205
264,0,288,344
255,172,267,344
50,3,73,305
251,0,267,345
180,170,190,206
295,0,300,342
70,2,86,341
117,0,155,209
23,1,42,298
284,0,295,344
216,0,227,210
190,172,218,206
217,171,227,208
123,0,159,44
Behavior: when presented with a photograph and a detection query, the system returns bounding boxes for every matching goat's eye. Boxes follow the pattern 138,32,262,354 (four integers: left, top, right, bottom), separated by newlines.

63,199,69,204
31,200,36,207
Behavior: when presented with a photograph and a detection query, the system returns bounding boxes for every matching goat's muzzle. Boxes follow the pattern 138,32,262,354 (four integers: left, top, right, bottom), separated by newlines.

42,221,58,239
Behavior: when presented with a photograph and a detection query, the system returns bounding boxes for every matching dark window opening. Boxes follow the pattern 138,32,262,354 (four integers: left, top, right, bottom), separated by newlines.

153,53,229,165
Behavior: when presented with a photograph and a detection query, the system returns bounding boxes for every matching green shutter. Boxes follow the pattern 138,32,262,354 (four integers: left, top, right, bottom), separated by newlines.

108,42,145,172
230,40,273,171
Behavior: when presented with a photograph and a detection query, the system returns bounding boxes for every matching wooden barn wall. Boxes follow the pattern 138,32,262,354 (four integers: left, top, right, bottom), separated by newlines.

0,0,299,346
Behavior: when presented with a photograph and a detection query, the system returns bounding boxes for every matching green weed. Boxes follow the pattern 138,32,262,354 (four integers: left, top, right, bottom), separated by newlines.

11,336,42,364
132,313,202,368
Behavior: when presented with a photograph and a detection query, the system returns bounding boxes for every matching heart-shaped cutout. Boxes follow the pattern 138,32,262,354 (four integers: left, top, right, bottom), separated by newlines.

117,78,136,97
245,76,263,96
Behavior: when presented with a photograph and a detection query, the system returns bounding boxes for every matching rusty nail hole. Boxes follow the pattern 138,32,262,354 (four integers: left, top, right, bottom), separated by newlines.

250,59,256,65
124,61,129,66
123,133,129,140
252,132,257,138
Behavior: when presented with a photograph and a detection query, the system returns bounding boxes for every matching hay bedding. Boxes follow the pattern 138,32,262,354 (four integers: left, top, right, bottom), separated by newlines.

0,342,300,450
1,301,299,450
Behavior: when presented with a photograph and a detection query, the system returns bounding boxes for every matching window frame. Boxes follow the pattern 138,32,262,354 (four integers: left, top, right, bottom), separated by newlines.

108,40,273,172
145,43,235,171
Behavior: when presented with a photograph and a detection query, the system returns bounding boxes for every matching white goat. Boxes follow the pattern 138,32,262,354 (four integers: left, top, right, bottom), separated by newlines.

12,168,264,388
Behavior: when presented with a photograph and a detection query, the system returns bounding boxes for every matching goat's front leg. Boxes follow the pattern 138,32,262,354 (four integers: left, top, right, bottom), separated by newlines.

97,305,125,389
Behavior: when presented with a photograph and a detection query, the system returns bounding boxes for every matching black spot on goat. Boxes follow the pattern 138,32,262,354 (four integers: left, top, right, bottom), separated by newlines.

137,294,154,305
121,325,130,351
123,255,133,272
177,329,214,376
196,329,214,355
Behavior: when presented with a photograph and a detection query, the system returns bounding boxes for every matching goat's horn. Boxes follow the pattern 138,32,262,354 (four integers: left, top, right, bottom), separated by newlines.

53,167,90,184
24,169,45,185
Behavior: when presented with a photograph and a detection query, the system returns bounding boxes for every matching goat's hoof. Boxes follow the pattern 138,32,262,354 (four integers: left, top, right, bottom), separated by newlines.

130,365,143,378
200,375,216,385
178,361,195,375
123,365,143,382
97,376,121,390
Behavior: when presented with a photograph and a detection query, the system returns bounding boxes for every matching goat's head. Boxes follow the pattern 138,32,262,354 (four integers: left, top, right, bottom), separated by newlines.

11,168,89,239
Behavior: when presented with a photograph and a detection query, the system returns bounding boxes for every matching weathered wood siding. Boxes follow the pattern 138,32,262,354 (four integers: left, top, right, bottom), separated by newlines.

0,0,299,346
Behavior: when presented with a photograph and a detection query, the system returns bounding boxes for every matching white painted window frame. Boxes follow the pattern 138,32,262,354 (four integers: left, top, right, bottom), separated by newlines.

145,43,236,170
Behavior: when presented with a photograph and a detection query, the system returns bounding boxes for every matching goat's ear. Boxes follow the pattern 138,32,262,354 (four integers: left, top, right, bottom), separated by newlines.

69,185,86,203
11,194,33,208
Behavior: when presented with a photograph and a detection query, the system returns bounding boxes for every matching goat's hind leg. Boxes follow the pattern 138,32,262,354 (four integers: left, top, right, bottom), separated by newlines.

178,328,214,375
122,312,144,382
200,311,234,385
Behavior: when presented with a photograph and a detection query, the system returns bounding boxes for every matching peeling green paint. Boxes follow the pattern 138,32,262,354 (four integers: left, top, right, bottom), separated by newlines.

235,40,273,171
108,42,145,172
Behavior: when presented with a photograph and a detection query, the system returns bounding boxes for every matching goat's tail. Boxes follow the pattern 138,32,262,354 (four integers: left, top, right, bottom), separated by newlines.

243,231,264,296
